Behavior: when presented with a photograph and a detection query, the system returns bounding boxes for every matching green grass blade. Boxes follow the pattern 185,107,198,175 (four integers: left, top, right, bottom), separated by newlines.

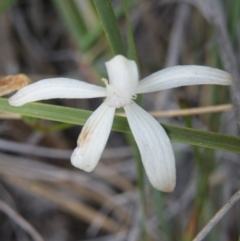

228,0,240,46
1,98,240,154
0,0,16,13
93,0,125,56
122,0,138,63
51,0,87,51
51,0,139,53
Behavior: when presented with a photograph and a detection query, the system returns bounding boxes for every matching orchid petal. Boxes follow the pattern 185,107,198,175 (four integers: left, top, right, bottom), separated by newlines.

71,102,115,172
105,55,138,107
124,102,176,192
9,78,106,106
137,65,233,94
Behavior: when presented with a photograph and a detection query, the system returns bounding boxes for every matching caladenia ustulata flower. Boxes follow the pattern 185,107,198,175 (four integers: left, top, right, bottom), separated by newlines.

9,55,233,192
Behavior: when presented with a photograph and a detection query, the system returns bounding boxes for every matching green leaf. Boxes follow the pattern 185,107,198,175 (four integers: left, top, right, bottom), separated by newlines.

93,0,125,56
1,98,240,154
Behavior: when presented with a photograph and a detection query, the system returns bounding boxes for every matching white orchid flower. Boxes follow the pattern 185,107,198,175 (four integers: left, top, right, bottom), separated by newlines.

9,55,232,192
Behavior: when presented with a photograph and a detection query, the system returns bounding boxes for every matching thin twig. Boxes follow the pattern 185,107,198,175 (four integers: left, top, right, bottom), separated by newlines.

149,104,232,117
118,104,232,118
0,199,44,241
193,189,240,241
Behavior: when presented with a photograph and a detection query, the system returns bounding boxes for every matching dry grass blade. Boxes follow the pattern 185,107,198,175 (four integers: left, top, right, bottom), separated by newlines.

0,199,44,241
149,104,232,117
0,153,134,195
94,166,135,192
118,104,232,118
0,153,131,220
0,112,21,119
193,189,240,241
4,176,123,234
0,138,132,159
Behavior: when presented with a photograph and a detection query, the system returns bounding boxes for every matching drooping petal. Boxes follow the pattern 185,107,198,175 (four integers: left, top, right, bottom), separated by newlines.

137,65,233,94
105,55,138,108
124,102,176,192
71,102,115,172
9,78,106,106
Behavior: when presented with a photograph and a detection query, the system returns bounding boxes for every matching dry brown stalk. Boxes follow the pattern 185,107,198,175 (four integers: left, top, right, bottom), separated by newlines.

118,104,232,118
4,176,123,234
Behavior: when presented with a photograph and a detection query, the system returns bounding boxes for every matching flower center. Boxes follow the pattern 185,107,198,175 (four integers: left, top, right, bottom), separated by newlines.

102,78,135,108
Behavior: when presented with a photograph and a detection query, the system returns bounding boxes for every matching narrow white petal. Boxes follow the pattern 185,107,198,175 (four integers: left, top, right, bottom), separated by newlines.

137,65,233,94
9,78,106,106
71,102,115,172
124,102,176,192
105,55,138,107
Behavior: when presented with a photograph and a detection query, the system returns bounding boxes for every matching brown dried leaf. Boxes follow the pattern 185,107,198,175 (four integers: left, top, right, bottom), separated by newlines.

0,74,31,97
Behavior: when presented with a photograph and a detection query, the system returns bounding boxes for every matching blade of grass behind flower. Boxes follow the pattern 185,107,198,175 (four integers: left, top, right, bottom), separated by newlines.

122,0,138,64
82,0,139,53
1,98,240,154
93,0,125,56
51,0,140,56
51,0,88,51
228,0,240,46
